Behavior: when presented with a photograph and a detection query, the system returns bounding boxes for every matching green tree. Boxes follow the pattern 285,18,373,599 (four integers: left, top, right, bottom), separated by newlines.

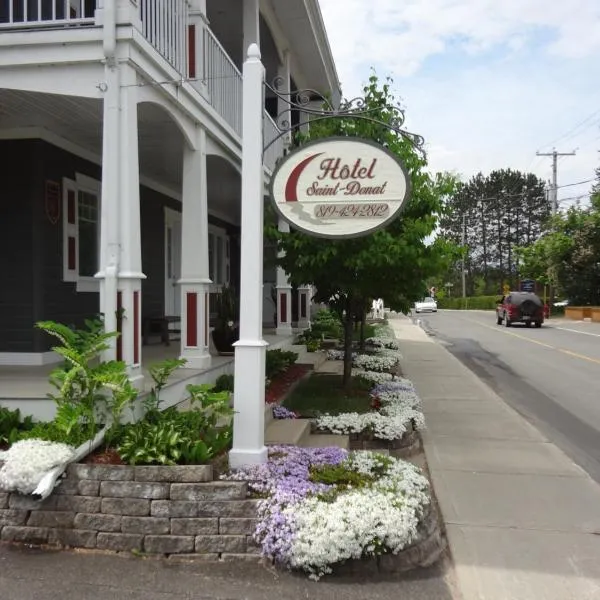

267,75,458,387
517,195,600,305
439,169,549,294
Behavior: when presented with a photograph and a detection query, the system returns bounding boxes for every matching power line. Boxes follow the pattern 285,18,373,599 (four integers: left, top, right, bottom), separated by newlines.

538,109,600,150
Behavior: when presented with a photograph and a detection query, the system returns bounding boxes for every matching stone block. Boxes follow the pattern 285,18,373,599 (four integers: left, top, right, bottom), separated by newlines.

9,495,57,510
121,516,170,535
151,501,198,518
196,500,258,519
1,526,49,544
0,509,28,527
74,513,122,532
68,464,134,481
170,482,246,502
168,553,219,562
78,480,100,496
220,554,264,563
134,466,213,483
0,493,8,509
96,532,143,552
246,536,262,555
100,481,169,500
55,496,101,513
49,528,98,549
171,518,218,536
54,478,79,496
144,535,194,554
195,535,246,554
102,498,150,516
27,511,75,529
219,518,258,535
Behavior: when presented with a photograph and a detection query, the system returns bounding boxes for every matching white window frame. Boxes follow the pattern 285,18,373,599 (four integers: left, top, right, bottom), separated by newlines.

62,173,101,293
208,225,230,290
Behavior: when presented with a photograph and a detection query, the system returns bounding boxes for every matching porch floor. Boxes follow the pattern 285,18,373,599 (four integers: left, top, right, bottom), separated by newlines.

0,331,300,402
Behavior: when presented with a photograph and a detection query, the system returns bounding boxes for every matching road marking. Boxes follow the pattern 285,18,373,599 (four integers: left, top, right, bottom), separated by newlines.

455,315,600,366
554,326,600,338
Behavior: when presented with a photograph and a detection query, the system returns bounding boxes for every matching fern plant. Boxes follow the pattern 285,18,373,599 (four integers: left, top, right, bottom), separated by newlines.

33,319,138,446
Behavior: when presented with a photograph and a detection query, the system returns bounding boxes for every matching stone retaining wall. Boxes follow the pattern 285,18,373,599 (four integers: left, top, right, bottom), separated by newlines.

0,464,260,561
348,421,422,458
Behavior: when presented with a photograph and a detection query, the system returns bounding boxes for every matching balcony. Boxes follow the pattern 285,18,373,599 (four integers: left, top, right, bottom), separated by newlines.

0,0,284,169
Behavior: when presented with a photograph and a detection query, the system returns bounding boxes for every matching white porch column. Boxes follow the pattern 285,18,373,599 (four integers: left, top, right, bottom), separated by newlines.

243,0,260,52
179,127,212,370
298,285,312,329
117,64,145,384
97,60,121,361
275,218,293,336
188,0,208,95
230,45,268,469
274,53,293,336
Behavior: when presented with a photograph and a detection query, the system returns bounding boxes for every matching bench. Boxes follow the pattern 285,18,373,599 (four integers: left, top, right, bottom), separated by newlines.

142,316,181,346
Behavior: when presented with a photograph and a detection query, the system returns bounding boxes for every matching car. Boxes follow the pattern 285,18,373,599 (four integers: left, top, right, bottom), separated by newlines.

496,292,544,328
415,297,438,313
553,299,570,308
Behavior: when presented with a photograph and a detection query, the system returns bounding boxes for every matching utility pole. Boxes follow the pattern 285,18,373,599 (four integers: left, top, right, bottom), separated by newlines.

461,213,466,299
536,148,576,213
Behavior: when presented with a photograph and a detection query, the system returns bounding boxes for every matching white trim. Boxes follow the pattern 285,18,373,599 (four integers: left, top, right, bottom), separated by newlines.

0,351,61,366
164,206,183,317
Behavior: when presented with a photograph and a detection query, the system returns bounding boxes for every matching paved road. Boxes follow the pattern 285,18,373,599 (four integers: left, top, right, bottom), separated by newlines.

416,310,600,483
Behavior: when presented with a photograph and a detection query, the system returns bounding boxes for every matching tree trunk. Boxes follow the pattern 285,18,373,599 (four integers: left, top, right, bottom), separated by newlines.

359,311,367,352
343,299,354,390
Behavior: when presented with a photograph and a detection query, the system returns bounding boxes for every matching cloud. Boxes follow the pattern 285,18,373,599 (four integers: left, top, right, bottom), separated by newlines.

319,0,600,204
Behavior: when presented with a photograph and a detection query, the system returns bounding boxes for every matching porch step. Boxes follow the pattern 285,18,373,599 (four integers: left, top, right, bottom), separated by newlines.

265,418,311,446
289,345,329,370
303,433,349,450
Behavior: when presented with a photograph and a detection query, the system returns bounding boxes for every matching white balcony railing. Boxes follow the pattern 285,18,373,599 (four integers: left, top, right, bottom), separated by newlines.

202,26,242,137
139,0,189,76
0,0,95,28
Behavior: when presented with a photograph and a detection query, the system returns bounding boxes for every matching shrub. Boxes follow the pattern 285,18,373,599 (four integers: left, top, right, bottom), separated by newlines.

0,408,34,447
214,373,235,393
436,295,499,310
266,349,298,380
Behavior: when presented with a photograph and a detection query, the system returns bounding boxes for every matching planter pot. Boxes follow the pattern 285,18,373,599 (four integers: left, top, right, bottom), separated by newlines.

212,328,239,355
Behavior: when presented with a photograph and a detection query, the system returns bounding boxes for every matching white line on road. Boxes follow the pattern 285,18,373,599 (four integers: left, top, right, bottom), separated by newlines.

553,326,600,338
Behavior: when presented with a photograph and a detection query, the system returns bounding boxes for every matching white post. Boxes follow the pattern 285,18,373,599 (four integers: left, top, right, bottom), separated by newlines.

243,0,260,52
274,54,293,336
179,127,212,369
117,64,145,384
97,61,120,361
298,285,312,329
229,44,268,469
275,218,293,336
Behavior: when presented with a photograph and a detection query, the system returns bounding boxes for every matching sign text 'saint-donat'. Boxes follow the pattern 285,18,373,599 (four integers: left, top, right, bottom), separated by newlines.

307,157,387,197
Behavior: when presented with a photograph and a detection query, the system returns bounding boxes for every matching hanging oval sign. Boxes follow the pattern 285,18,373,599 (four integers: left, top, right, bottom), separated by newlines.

269,137,411,238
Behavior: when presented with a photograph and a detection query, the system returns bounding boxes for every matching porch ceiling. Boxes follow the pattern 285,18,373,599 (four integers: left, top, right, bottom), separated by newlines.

0,89,184,192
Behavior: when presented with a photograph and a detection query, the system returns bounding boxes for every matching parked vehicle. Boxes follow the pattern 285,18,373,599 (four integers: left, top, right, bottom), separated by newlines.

496,292,544,327
415,297,438,314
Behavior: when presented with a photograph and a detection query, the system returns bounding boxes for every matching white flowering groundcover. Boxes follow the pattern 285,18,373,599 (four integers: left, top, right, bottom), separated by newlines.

315,380,425,440
225,447,431,580
0,439,76,495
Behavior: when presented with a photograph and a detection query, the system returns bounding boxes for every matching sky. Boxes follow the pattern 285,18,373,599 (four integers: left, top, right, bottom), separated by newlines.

319,0,600,207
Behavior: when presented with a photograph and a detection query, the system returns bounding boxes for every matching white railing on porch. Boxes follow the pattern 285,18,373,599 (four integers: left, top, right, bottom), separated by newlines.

139,0,189,76
202,26,242,137
263,113,284,173
0,0,95,28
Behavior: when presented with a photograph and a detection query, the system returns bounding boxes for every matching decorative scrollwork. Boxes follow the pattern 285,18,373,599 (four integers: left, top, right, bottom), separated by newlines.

263,78,426,157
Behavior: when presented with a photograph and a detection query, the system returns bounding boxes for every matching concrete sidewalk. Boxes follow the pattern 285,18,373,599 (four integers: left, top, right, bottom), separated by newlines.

390,316,600,600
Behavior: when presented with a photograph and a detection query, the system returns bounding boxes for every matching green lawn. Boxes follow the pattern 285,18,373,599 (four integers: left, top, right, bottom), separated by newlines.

352,323,378,341
282,373,373,417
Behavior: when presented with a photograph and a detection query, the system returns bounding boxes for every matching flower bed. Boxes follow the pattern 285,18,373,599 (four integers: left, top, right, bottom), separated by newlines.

224,446,443,579
265,364,311,405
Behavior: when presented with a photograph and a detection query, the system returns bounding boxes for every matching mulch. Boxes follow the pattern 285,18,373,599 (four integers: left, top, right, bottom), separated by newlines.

265,364,311,404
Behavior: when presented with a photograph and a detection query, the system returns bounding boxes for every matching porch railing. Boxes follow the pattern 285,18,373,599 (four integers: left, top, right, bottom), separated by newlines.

139,0,189,76
202,25,242,137
0,0,96,28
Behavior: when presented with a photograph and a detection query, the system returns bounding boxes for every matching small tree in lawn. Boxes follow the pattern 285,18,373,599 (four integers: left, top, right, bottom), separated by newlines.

267,75,458,388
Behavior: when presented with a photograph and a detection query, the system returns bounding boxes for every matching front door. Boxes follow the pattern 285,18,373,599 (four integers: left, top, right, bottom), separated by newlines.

164,208,182,319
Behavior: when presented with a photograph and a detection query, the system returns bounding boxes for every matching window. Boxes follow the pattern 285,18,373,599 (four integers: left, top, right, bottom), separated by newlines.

63,174,101,292
208,226,230,286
